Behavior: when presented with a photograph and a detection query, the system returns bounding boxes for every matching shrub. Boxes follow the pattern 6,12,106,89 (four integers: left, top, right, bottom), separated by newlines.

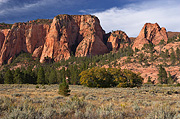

59,78,71,96
176,83,180,87
147,104,176,119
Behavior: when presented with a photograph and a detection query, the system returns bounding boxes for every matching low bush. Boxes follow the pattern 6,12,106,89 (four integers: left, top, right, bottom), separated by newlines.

59,79,71,96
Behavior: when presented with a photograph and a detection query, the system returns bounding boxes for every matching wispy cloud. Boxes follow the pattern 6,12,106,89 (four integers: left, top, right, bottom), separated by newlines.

92,0,180,37
1,0,67,13
0,0,8,4
0,0,82,23
79,9,97,14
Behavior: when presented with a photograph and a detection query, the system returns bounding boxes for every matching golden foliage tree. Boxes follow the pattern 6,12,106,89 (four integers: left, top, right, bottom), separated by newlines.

79,67,143,88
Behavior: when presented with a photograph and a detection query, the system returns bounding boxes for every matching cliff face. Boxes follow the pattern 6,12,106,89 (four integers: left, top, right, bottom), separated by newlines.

0,31,5,50
0,23,50,65
75,15,109,57
39,15,109,63
0,15,109,65
132,23,168,50
106,30,130,51
0,29,10,50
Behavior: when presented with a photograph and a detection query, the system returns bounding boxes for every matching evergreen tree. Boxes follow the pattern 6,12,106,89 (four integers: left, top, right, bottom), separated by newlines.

61,67,66,79
45,71,50,84
167,71,173,84
157,65,167,84
13,68,24,84
69,65,80,85
126,46,134,56
147,76,152,83
37,66,45,84
4,69,13,84
48,68,57,84
158,39,165,55
27,66,37,84
59,78,71,96
138,53,144,65
165,49,169,58
66,68,70,79
135,47,139,54
161,49,169,62
0,73,4,84
170,48,176,65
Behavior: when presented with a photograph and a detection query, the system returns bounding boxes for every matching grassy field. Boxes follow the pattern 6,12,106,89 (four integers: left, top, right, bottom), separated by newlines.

0,84,180,119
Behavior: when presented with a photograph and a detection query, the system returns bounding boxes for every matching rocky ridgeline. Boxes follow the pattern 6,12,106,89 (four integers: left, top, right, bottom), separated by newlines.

0,14,178,66
0,14,130,65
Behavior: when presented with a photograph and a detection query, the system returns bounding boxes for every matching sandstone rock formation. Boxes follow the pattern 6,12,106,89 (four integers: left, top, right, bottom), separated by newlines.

0,23,50,65
167,31,180,39
0,15,109,65
0,29,10,37
40,15,109,62
75,15,109,57
0,31,5,50
106,30,130,51
132,23,168,50
0,29,10,50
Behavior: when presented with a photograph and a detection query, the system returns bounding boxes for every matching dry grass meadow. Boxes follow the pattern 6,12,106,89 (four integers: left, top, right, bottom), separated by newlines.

0,84,180,119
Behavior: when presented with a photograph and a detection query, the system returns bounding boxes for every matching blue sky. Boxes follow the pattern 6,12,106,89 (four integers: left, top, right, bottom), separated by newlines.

0,0,180,36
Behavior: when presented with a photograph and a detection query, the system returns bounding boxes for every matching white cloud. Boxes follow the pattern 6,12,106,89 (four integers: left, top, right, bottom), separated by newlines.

0,0,8,3
0,0,72,15
79,9,97,14
92,0,180,37
0,0,8,4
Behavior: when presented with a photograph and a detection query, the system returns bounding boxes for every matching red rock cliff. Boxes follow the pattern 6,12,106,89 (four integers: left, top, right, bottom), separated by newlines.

106,30,130,51
132,23,168,50
40,15,109,62
0,23,50,65
0,15,109,65
0,31,5,50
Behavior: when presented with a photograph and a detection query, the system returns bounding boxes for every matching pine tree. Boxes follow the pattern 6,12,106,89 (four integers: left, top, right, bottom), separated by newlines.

25,66,37,84
176,48,180,64
4,69,13,84
165,49,169,57
147,76,152,84
59,78,71,96
157,65,167,84
45,71,50,84
158,39,165,55
0,73,4,84
167,71,173,84
37,66,45,84
170,48,176,65
138,53,144,65
61,67,66,80
13,68,24,84
48,68,57,84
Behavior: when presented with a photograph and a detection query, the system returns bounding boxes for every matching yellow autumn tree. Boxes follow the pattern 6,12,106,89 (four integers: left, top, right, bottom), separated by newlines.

79,67,143,88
